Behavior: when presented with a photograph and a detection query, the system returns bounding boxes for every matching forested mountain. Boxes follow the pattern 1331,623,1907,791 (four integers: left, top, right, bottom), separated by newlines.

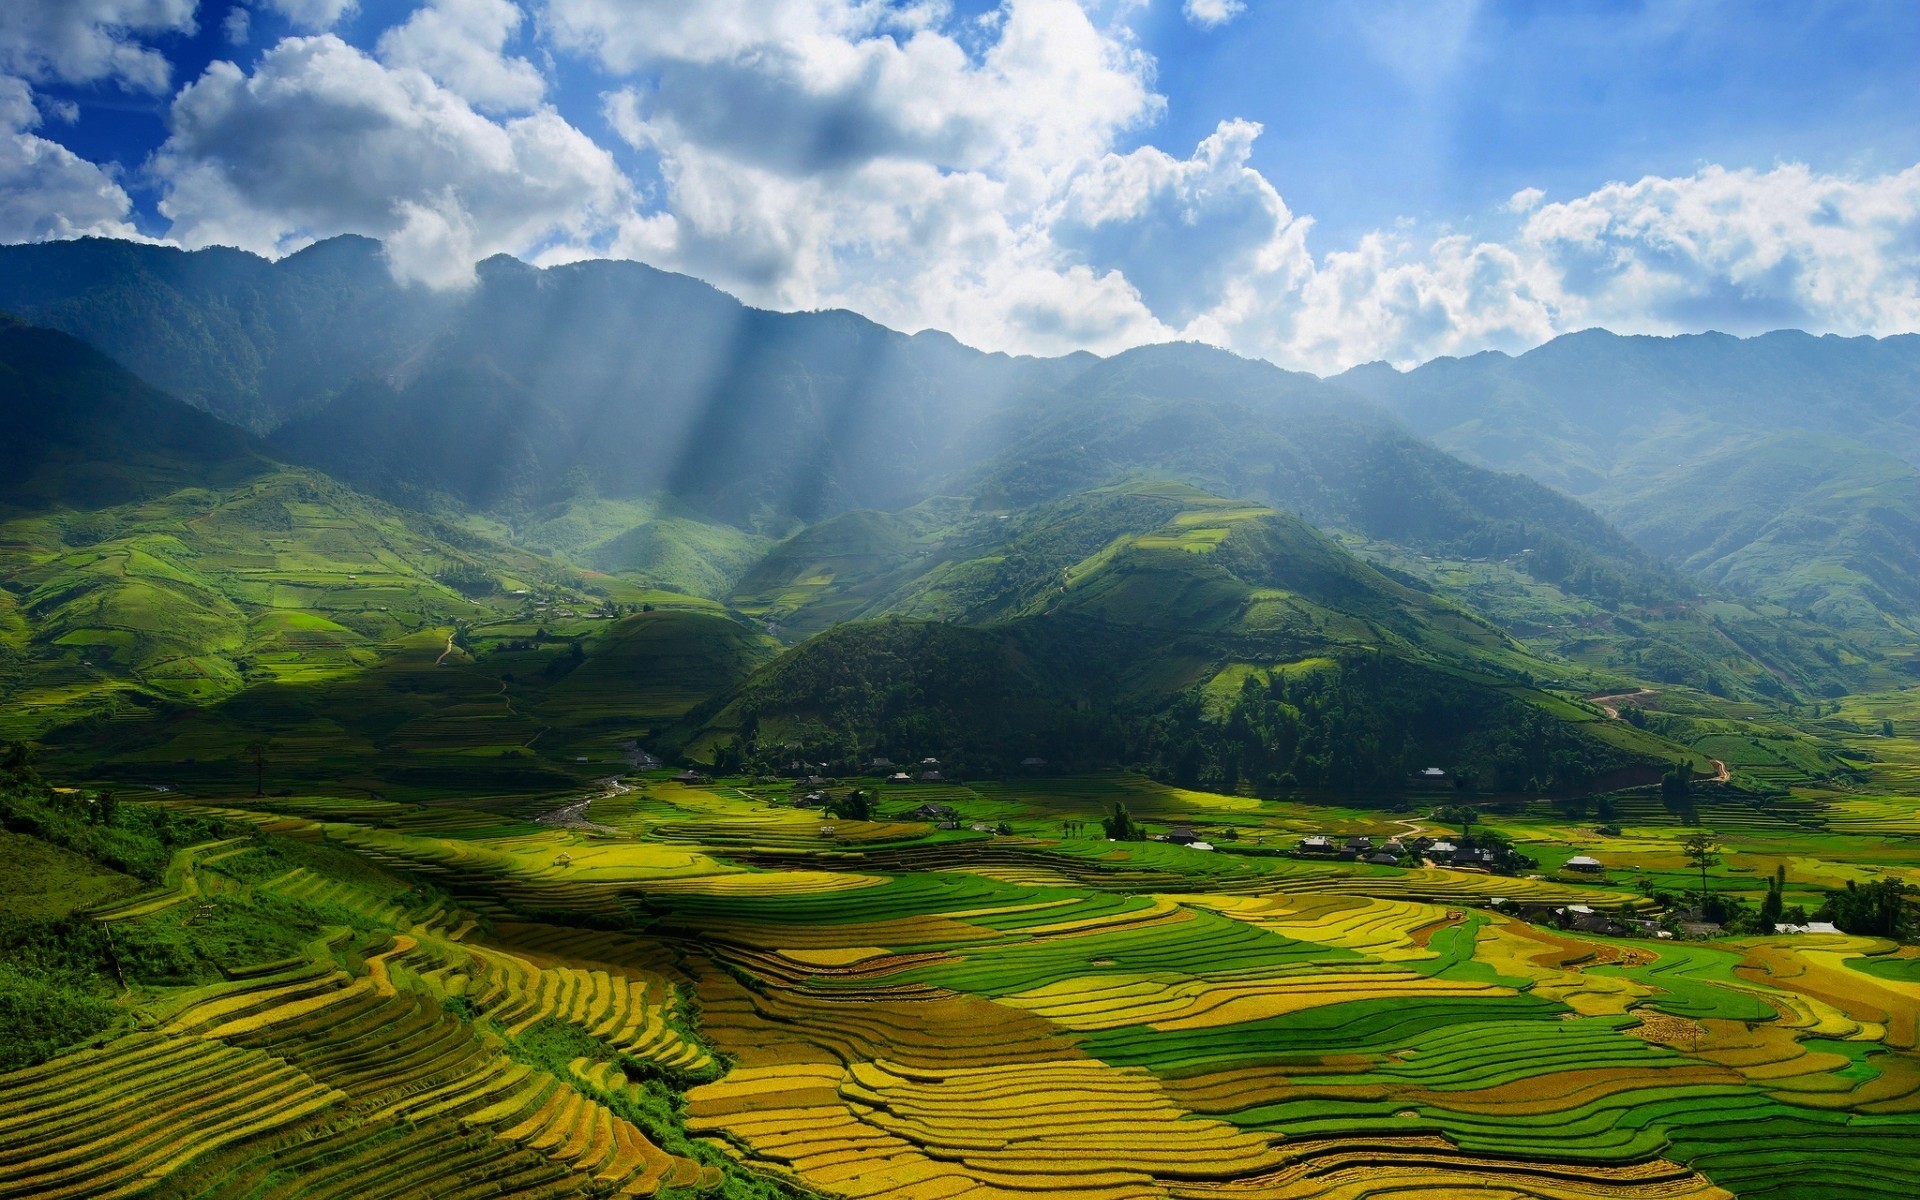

0,237,1905,794
1337,328,1920,632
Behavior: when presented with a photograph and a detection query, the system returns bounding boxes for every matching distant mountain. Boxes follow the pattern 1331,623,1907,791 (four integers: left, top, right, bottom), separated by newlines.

0,236,454,431
1338,328,1920,633
1603,432,1920,635
0,239,1665,600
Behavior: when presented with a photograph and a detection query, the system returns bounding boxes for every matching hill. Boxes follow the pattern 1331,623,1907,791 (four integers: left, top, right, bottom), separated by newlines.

0,318,569,741
675,483,1685,792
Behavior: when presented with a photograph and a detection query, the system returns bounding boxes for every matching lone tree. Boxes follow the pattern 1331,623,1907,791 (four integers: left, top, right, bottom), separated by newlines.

245,738,273,798
1102,802,1145,842
1682,832,1721,908
1758,864,1787,933
1885,719,1898,738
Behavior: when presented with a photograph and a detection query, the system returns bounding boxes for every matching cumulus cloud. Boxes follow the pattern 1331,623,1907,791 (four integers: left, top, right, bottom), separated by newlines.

1182,0,1245,30
560,0,1169,352
0,74,141,242
376,0,544,112
1196,161,1920,372
0,0,196,92
152,34,629,287
23,0,1905,371
261,0,358,33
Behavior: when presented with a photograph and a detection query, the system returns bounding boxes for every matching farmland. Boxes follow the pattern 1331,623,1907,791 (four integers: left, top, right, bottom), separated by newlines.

3,758,1915,1199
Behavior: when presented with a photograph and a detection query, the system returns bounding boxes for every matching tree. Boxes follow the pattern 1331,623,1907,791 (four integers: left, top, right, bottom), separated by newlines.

94,790,119,826
1101,802,1145,842
1442,804,1478,841
1820,878,1916,938
1758,865,1786,933
245,739,272,798
1681,832,1721,907
827,790,873,821
1885,719,1898,738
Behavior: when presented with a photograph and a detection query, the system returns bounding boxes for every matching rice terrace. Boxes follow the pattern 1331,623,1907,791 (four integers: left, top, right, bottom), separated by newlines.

3,2,1920,1197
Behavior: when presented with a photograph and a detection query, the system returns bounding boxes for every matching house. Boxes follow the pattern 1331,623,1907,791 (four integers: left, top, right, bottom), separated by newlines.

1298,835,1334,853
918,770,945,782
1343,836,1373,853
793,792,827,809
673,770,705,784
936,819,962,830
1381,838,1407,856
1454,847,1497,866
1419,767,1447,778
867,757,895,770
1189,841,1215,852
1570,911,1628,936
1428,840,1457,856
888,772,912,784
970,822,994,832
1366,852,1400,866
1020,757,1048,768
905,802,958,821
921,757,942,766
1162,826,1200,845
1775,921,1841,934
1564,855,1605,873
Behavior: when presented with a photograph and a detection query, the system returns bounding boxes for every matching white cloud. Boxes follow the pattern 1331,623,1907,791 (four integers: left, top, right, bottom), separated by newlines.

261,0,358,33
0,74,141,242
376,0,545,112
1504,185,1544,213
224,7,252,45
558,0,1168,352
0,0,196,92
152,34,629,287
1182,0,1245,30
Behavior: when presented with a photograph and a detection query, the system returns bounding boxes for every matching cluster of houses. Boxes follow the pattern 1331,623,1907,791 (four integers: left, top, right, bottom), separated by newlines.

862,756,955,783
1294,833,1508,869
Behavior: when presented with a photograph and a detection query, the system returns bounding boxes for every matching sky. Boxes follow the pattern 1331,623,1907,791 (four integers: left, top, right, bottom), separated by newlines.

1,0,1916,374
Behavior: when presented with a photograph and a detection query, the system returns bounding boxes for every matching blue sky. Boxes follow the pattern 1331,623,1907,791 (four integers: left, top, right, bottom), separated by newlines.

2,0,1917,371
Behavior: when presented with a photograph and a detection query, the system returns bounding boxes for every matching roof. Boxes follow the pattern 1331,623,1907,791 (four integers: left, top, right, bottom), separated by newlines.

1188,841,1215,852
1566,855,1604,868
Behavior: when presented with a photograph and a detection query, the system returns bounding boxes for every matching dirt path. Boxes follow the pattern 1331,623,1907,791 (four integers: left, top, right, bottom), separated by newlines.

1588,689,1658,719
435,631,457,666
1710,758,1730,783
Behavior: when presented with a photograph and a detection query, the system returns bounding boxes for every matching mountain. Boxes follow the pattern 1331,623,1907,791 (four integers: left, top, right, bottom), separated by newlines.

0,240,1664,596
1602,432,1920,636
1337,328,1920,493
0,236,455,431
1337,329,1920,638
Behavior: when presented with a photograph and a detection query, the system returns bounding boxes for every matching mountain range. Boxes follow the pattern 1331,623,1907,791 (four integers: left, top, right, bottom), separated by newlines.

0,235,1910,794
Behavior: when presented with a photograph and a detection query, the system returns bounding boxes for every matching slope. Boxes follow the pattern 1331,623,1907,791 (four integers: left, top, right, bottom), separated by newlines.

0,319,567,739
1602,432,1920,637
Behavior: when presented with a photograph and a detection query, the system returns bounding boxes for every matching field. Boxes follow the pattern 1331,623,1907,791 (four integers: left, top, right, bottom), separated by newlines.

4,762,1916,1200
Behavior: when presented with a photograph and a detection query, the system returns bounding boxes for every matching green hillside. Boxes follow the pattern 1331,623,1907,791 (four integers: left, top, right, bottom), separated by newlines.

675,482,1687,792
1601,432,1920,639
1340,328,1920,639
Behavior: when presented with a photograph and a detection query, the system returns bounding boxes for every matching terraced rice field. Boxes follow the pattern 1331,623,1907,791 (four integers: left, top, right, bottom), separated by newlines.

4,775,1916,1198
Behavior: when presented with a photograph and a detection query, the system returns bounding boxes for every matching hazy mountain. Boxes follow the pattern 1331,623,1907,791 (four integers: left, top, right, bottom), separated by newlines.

1338,328,1920,632
1603,432,1920,635
0,236,1683,631
1337,327,1920,493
